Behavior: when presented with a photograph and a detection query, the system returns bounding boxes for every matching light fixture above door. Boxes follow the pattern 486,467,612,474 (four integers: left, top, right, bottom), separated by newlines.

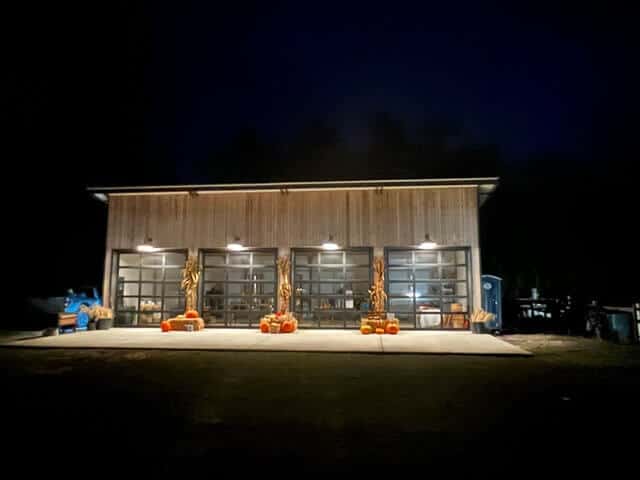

227,236,245,251
418,233,437,249
322,234,339,250
137,237,159,252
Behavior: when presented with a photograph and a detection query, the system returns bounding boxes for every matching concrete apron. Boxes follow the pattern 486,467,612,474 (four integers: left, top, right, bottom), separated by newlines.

4,328,531,356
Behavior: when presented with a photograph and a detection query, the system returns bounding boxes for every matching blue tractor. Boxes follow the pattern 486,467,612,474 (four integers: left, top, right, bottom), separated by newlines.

64,287,102,330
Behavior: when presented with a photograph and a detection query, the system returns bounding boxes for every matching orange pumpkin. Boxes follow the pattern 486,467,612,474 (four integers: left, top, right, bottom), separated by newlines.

360,325,373,335
385,324,399,335
185,310,199,319
260,322,270,333
281,320,293,333
375,327,385,334
160,320,171,332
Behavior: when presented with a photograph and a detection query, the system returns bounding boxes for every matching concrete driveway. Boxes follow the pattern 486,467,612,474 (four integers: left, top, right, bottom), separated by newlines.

4,328,530,355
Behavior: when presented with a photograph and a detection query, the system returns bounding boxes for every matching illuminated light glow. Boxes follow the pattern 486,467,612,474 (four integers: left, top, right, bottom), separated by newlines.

137,244,159,252
137,238,159,252
322,235,339,250
227,237,245,251
418,234,437,250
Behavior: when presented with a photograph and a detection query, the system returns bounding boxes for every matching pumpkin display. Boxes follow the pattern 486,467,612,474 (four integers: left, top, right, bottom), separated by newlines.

385,323,399,335
360,325,373,335
185,310,199,319
269,322,281,334
288,317,298,332
375,327,385,334
160,320,171,332
258,313,297,333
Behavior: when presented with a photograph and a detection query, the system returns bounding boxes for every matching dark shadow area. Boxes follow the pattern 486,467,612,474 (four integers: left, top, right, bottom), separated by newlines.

1,347,638,473
5,1,638,331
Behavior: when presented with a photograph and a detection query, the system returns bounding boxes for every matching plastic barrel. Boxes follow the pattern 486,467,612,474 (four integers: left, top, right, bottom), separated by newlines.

607,312,634,344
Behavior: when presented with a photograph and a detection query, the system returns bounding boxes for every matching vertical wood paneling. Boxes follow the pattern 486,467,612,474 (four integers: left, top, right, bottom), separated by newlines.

105,187,480,249
440,189,457,245
399,190,415,246
424,188,441,246
413,189,424,247
378,190,393,245
347,191,362,246
274,192,288,246
103,186,483,308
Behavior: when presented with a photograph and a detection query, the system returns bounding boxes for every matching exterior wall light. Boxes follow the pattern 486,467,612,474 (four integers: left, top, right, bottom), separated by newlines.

322,235,339,250
137,237,159,252
227,236,245,251
418,234,437,249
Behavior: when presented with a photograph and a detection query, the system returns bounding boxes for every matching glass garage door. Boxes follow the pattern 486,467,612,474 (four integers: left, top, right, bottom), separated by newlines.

385,248,471,330
200,249,277,327
112,250,187,326
292,248,372,328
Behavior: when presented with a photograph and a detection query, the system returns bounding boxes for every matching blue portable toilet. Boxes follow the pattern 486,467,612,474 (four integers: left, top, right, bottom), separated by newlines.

481,275,502,333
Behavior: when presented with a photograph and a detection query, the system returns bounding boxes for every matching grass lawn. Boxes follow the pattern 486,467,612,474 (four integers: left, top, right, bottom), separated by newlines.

1,334,638,473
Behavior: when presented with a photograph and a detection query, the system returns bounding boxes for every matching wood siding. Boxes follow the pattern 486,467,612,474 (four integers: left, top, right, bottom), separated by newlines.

102,187,482,309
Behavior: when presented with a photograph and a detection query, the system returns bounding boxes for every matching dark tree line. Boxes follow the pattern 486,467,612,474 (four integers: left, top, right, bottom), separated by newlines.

202,112,501,183
201,113,637,306
7,100,637,313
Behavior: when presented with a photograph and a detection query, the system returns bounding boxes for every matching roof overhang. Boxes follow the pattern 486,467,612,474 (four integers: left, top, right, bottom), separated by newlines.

89,177,499,204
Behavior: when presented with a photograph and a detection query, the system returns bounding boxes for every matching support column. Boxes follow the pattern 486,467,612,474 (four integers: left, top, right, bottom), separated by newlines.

102,248,112,308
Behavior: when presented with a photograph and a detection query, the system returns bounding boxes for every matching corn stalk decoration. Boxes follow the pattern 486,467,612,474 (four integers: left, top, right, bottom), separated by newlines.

368,256,387,314
181,256,200,312
277,256,292,313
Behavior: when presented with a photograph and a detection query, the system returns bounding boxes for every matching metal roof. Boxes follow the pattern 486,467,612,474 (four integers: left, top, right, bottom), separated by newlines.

89,177,499,203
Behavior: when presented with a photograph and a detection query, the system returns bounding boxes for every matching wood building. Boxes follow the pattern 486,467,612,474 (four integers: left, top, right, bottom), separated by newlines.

89,178,498,330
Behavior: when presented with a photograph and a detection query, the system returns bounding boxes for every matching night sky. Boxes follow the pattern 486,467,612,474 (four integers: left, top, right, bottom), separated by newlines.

6,1,638,319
